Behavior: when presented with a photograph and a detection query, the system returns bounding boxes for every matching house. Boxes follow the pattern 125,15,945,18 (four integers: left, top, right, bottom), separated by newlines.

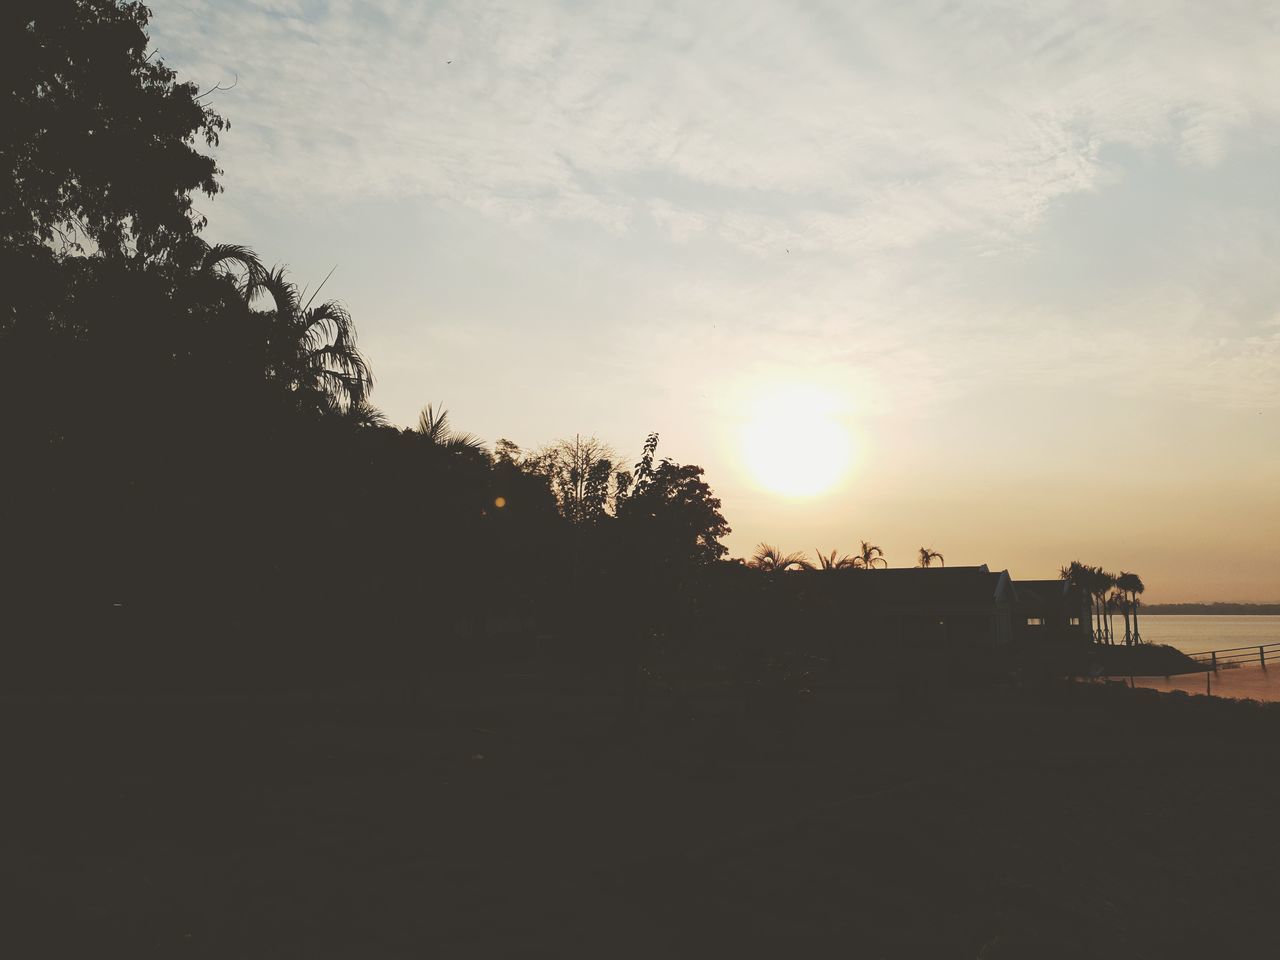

1010,578,1092,644
818,564,1018,647
795,565,1093,648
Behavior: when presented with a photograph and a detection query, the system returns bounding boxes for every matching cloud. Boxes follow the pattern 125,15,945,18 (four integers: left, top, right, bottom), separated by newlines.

150,0,1280,416
155,1,1280,241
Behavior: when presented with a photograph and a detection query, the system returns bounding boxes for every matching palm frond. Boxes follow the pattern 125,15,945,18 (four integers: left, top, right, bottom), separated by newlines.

200,242,266,293
917,547,944,568
417,403,450,442
257,266,299,315
749,543,811,572
302,265,338,314
815,548,854,570
416,403,485,454
246,265,375,412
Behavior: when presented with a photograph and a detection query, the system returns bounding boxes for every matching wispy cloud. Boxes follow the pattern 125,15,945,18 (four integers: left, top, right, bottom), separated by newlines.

151,0,1280,415
156,1,1280,241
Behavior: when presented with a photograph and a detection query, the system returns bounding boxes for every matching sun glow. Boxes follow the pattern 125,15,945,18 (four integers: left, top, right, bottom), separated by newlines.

740,385,855,498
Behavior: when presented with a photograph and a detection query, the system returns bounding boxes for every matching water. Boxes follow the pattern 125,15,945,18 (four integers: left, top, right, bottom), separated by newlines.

1122,616,1280,701
1130,615,1280,654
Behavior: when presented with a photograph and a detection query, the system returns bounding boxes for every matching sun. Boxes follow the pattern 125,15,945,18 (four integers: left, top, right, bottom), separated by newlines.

740,386,855,498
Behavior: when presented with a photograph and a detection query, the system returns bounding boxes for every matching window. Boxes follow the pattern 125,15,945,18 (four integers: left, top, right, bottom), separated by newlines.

1026,617,1043,626
1069,617,1080,626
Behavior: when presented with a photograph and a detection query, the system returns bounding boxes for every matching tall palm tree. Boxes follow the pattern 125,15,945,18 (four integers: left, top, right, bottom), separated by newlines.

1060,560,1095,643
749,543,812,573
1110,589,1132,646
1105,588,1122,646
813,549,856,571
248,266,373,414
1090,567,1117,644
852,540,887,569
1116,571,1145,644
415,403,486,455
917,547,944,568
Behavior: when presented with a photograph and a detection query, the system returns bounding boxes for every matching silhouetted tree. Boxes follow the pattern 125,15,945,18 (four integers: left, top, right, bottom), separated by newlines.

853,540,888,569
616,439,730,568
917,547,944,568
492,438,523,464
749,544,811,573
1093,568,1117,644
1060,563,1117,644
3,0,226,259
415,403,485,455
1116,571,1146,644
1109,589,1130,646
247,267,373,414
814,549,856,571
534,435,620,524
1060,561,1093,642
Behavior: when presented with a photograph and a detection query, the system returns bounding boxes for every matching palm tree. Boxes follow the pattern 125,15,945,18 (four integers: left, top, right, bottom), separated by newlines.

852,540,887,569
248,266,373,414
324,397,388,429
1105,588,1124,646
198,242,266,291
415,403,486,455
1115,571,1145,644
917,547,944,568
1060,560,1096,642
1110,589,1132,646
1090,567,1117,644
749,543,812,573
813,549,856,571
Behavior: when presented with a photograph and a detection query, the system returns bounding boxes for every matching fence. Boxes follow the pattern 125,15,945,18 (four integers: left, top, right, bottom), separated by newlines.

1187,641,1280,672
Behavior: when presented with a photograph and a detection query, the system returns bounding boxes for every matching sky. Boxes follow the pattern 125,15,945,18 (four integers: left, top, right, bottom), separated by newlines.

150,0,1280,601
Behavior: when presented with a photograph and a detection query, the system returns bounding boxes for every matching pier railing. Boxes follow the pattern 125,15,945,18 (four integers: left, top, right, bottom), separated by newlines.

1187,641,1280,671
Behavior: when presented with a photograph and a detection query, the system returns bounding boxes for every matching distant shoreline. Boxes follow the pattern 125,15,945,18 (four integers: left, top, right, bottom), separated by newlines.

1143,603,1280,616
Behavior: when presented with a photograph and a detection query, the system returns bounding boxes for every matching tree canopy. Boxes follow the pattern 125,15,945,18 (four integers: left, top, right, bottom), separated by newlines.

1,0,748,700
2,1,226,259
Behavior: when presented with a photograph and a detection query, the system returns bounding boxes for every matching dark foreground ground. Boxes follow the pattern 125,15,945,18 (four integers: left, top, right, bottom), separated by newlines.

4,675,1280,959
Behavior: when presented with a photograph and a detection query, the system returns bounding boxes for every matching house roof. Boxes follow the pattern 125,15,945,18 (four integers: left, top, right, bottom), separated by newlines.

803,565,1014,612
1012,579,1066,604
1011,578,1087,611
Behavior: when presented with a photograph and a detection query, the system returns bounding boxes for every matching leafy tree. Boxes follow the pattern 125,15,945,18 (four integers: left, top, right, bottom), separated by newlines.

3,0,227,259
534,434,621,524
616,441,731,567
492,438,523,465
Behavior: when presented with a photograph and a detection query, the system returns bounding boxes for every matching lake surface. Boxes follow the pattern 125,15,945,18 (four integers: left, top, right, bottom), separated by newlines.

1124,615,1280,701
